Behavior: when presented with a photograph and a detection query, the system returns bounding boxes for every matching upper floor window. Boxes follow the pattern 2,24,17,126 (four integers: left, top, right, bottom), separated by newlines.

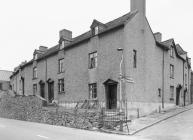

33,84,37,95
89,83,97,99
60,41,65,50
94,26,99,35
170,47,174,58
170,64,174,79
89,52,97,69
185,74,187,86
133,50,137,68
58,78,64,93
58,59,64,73
170,86,174,100
34,54,38,60
33,67,37,79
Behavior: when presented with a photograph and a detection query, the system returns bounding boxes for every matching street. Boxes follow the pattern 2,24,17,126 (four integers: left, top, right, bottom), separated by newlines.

136,108,193,140
0,117,145,140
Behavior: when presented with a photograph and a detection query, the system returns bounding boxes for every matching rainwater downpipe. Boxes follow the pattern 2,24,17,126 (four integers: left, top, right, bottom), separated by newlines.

162,50,165,108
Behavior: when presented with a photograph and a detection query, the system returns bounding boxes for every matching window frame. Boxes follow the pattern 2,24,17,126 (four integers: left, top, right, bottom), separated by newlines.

133,50,137,68
58,78,65,93
0,83,2,90
185,74,187,86
88,51,97,69
170,86,174,101
170,46,174,58
170,64,174,79
89,83,97,99
58,58,64,73
33,67,37,79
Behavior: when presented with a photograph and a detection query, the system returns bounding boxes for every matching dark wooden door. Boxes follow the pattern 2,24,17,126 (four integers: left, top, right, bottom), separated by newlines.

106,84,117,109
176,88,180,105
22,78,24,95
48,82,54,103
40,83,45,98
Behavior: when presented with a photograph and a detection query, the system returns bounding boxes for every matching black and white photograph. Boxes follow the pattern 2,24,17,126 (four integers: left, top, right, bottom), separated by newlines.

0,0,193,139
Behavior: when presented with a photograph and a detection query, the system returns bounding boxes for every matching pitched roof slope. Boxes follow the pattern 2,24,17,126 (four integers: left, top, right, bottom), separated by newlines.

0,70,12,81
11,11,139,77
19,11,139,65
176,44,187,55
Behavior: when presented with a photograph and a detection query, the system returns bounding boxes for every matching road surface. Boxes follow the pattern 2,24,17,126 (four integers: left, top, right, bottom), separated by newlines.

136,108,193,140
0,117,145,140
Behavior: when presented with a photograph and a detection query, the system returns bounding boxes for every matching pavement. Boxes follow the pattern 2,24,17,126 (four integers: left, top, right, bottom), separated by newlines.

102,104,193,135
0,117,147,140
136,107,193,140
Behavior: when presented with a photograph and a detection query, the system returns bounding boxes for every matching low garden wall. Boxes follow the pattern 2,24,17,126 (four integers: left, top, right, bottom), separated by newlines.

0,94,103,130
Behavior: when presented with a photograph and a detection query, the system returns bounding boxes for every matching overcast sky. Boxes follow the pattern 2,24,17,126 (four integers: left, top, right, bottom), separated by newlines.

0,0,193,71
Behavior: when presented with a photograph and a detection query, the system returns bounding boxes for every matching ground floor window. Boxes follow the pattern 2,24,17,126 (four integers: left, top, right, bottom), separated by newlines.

89,83,97,99
58,79,64,93
170,86,174,101
0,83,2,90
33,84,37,95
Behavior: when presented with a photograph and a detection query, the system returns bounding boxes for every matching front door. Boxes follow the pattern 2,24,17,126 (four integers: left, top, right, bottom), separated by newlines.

176,87,180,105
106,84,117,109
40,83,45,98
21,78,24,95
104,79,118,109
48,82,54,103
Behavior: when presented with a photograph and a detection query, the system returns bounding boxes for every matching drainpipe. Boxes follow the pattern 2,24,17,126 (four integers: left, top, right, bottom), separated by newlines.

45,59,48,101
183,61,185,106
162,50,165,108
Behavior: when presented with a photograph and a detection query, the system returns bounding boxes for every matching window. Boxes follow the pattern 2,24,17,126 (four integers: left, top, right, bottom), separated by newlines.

34,54,38,60
158,88,161,97
89,52,97,69
170,86,174,100
170,46,174,58
133,50,137,68
33,84,37,95
60,41,65,49
170,64,174,78
58,59,64,73
185,74,187,86
0,83,2,90
89,83,97,99
58,79,64,93
33,67,37,79
94,26,99,35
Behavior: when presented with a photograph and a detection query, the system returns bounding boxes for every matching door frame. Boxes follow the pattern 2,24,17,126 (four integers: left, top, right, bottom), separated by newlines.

176,84,182,105
103,79,118,109
39,80,45,98
47,79,54,103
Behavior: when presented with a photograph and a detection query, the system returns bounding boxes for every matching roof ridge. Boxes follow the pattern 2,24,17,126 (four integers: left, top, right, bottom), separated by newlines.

162,38,174,43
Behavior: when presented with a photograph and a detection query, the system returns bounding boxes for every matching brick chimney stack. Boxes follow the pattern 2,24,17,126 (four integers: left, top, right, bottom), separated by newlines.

130,0,146,16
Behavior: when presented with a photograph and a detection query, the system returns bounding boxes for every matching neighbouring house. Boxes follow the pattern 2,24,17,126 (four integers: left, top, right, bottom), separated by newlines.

10,0,192,114
0,70,12,91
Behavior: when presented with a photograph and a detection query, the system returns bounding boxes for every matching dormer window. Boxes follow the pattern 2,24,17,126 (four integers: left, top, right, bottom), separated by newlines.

60,41,65,50
90,20,106,36
170,46,174,58
94,26,99,35
34,53,38,60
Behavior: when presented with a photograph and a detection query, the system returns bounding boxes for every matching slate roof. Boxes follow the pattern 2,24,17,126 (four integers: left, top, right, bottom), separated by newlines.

0,70,12,81
157,38,187,61
14,11,138,70
176,44,187,55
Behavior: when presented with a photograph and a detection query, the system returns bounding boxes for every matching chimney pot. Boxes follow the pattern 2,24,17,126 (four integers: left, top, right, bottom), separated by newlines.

154,32,162,42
